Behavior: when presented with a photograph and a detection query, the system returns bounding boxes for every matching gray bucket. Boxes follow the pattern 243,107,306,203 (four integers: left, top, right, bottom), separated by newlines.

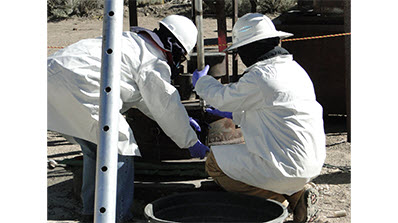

144,191,288,223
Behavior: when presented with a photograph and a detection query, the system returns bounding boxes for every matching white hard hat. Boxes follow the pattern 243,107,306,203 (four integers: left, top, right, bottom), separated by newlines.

159,15,198,54
224,13,293,52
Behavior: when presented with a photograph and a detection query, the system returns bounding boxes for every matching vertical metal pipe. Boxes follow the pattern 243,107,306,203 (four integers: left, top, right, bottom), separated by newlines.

195,0,205,71
231,0,239,82
195,0,205,107
215,0,229,84
129,0,138,27
344,0,351,142
191,0,196,24
250,0,257,12
95,0,123,222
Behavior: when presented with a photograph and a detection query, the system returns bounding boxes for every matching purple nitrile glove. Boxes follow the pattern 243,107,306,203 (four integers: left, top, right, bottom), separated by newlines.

192,64,210,87
205,107,233,119
188,140,210,159
189,117,201,132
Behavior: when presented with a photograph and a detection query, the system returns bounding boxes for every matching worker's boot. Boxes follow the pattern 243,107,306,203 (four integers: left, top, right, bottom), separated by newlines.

292,184,319,222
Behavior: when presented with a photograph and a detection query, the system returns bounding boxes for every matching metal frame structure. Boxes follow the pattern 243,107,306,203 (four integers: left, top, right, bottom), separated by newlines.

95,0,124,222
194,0,206,107
83,1,350,222
194,0,205,71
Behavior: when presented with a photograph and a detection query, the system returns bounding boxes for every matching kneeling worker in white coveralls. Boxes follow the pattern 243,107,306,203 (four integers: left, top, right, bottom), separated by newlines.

192,13,326,222
48,15,209,222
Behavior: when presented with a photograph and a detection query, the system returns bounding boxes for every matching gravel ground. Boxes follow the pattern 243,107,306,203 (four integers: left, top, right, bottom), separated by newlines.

47,116,351,223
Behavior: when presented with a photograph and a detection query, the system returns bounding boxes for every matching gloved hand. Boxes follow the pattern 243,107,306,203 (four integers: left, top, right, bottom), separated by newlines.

188,140,210,159
189,117,201,132
192,64,210,87
205,107,233,119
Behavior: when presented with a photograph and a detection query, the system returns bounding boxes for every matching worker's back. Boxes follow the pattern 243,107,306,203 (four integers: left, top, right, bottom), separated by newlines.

47,31,170,156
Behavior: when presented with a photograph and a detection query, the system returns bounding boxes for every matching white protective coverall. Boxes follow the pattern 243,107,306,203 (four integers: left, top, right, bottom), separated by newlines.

48,31,198,156
195,54,326,195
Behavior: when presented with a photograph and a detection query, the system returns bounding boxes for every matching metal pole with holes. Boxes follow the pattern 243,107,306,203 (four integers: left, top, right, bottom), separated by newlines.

95,0,123,222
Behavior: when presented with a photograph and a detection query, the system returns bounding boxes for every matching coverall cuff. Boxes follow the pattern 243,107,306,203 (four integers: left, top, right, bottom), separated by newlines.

194,75,219,93
232,111,244,125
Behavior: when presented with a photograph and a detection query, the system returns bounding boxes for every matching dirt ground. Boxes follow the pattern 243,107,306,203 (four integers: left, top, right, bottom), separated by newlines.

47,3,351,223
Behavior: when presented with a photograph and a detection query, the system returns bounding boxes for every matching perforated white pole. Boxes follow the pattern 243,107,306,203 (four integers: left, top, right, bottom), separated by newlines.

95,0,123,222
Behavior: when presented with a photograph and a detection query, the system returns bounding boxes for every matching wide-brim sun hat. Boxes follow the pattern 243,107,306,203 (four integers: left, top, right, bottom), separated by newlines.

224,13,293,52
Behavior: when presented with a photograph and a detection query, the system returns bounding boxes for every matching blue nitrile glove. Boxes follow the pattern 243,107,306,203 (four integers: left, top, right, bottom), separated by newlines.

192,64,210,87
189,117,201,132
188,140,210,159
205,107,233,119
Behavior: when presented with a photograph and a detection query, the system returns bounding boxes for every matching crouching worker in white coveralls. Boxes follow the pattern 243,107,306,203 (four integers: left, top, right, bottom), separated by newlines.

192,13,326,223
47,15,210,222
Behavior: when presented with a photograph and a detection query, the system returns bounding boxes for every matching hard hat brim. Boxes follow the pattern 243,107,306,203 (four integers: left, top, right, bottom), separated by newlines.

224,31,293,52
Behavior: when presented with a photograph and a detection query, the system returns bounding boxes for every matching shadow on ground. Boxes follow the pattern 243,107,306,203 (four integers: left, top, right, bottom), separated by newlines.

313,171,351,185
47,172,223,222
47,179,82,221
323,115,348,134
